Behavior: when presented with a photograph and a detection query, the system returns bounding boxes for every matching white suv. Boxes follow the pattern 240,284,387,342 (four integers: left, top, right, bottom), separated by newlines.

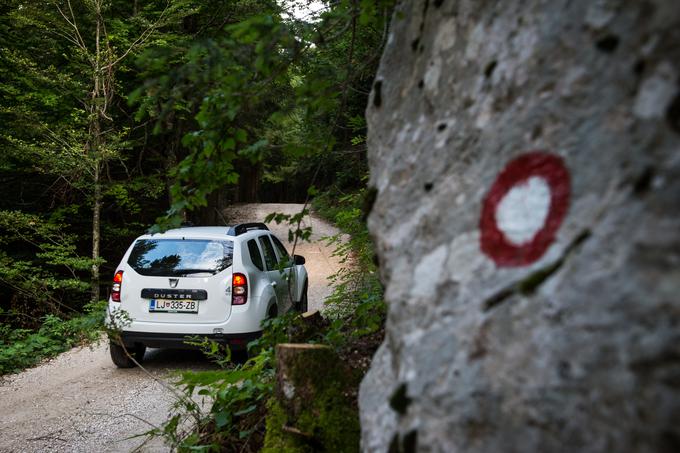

106,223,308,368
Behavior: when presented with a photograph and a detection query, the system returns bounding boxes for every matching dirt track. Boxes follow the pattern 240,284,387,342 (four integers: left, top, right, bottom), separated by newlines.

0,204,343,452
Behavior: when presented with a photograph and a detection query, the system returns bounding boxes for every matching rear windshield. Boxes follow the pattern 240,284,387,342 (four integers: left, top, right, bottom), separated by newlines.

128,239,234,276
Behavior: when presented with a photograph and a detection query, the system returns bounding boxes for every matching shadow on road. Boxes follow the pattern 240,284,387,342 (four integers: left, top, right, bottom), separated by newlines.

137,348,221,372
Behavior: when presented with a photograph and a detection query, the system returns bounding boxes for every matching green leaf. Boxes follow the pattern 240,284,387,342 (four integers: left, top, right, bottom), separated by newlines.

215,411,230,428
222,137,236,150
234,404,257,417
235,129,247,142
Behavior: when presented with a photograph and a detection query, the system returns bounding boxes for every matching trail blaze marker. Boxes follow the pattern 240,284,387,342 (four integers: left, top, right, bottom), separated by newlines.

480,152,570,267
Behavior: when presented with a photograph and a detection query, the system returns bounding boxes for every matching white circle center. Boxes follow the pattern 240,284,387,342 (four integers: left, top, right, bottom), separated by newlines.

495,176,551,245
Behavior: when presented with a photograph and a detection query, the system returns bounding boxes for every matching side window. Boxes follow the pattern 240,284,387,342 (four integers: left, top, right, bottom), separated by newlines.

247,239,264,271
270,235,291,267
258,236,278,271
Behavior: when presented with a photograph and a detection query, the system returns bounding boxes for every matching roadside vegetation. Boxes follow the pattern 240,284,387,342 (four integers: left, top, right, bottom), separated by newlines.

0,301,105,374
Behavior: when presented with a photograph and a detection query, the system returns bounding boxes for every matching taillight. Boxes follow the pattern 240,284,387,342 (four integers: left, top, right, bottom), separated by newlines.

232,273,247,305
112,271,123,302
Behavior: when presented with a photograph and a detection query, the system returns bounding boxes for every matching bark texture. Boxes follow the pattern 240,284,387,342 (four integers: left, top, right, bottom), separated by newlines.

360,1,680,452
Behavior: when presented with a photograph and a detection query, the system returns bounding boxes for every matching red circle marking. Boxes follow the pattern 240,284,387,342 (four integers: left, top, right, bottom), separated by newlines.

479,151,570,267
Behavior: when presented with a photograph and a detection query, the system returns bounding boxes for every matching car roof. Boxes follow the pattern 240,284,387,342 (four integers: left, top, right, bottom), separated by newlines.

136,226,270,241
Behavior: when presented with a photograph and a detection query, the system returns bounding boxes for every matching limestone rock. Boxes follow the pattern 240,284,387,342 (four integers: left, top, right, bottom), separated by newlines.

359,343,398,452
360,0,680,451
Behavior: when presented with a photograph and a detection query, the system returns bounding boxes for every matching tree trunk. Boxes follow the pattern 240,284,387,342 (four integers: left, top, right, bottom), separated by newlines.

89,2,104,302
90,159,101,302
237,161,261,202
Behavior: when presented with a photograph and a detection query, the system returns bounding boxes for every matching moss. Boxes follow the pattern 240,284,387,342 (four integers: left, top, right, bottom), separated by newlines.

264,388,360,452
295,384,360,452
263,398,309,453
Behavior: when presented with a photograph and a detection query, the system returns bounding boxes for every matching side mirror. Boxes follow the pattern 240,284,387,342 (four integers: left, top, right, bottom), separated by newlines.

293,254,306,265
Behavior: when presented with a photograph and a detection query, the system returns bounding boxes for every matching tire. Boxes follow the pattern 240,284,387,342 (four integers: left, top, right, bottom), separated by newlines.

298,281,308,313
232,348,249,364
268,303,278,319
110,341,145,368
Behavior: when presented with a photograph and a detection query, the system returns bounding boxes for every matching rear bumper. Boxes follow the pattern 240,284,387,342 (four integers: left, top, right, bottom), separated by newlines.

116,330,262,351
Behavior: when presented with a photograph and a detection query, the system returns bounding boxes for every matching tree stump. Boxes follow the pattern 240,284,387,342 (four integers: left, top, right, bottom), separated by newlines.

263,343,359,452
275,343,336,421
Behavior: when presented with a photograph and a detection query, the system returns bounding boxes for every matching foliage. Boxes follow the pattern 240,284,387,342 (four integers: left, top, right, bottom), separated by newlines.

0,0,392,320
264,208,313,243
0,0,187,315
116,10,390,446
0,300,106,375
159,351,273,451
313,187,386,345
0,210,95,320
132,0,393,229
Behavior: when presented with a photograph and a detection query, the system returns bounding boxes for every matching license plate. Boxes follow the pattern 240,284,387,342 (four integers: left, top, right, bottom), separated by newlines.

149,299,198,313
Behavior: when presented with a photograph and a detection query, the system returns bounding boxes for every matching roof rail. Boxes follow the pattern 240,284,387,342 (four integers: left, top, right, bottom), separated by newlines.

228,222,269,236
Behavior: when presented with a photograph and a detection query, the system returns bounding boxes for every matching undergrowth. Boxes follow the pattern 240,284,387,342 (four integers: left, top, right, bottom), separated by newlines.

151,188,385,451
144,313,301,452
0,300,106,375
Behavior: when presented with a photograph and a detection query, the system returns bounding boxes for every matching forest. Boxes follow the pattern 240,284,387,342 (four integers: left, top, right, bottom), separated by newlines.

0,0,389,366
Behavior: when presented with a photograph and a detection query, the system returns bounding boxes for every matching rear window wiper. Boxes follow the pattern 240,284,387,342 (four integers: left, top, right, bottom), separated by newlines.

173,269,217,275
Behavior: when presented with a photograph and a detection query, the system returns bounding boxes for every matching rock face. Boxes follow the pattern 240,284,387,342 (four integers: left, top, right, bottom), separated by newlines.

360,1,680,452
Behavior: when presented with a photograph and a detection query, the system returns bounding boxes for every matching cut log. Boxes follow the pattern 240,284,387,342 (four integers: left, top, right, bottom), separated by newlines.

263,343,360,452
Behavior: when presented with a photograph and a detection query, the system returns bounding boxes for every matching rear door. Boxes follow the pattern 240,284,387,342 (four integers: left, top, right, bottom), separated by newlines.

257,235,288,308
121,238,233,324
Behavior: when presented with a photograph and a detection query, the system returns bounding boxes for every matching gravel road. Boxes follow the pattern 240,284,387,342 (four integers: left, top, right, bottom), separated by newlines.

0,204,343,452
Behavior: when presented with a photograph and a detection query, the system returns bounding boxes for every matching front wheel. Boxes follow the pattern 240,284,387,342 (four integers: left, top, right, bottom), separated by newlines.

297,281,308,313
267,303,278,319
110,342,145,368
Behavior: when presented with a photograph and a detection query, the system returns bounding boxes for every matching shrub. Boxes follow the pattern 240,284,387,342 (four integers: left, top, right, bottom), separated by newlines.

0,300,106,375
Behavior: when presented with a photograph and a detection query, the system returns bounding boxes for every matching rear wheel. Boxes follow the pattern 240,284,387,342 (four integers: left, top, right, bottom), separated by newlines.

231,347,249,364
110,342,146,368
